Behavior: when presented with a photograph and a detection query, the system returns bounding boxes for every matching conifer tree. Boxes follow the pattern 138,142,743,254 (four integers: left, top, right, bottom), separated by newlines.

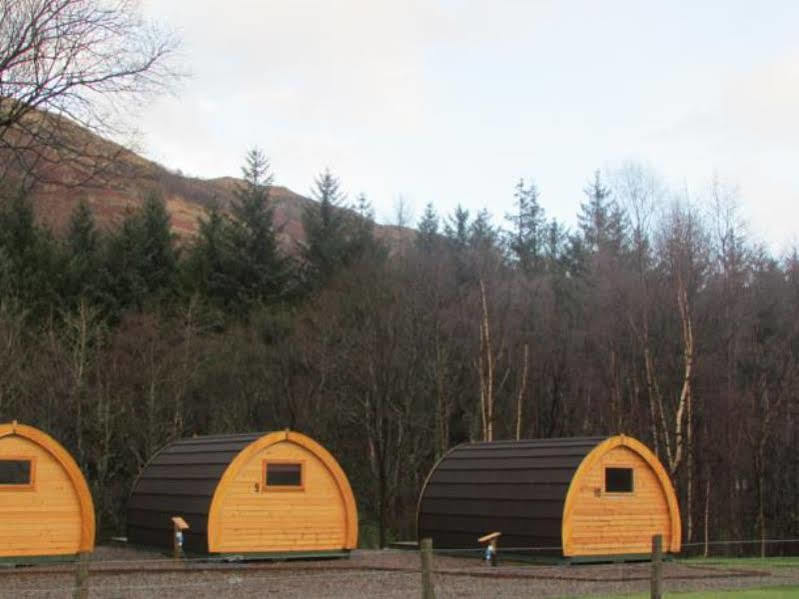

0,190,60,316
444,204,470,250
505,178,546,274
185,202,231,303
64,199,102,307
301,169,350,288
469,208,498,251
578,170,627,254
227,148,292,307
186,149,292,314
416,202,440,252
103,191,177,314
350,193,384,263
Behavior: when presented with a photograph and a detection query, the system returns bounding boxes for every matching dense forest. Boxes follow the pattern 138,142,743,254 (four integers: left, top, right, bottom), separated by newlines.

0,151,797,555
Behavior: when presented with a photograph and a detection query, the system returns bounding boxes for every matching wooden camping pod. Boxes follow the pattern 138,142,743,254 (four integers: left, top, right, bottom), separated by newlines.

0,421,96,559
127,430,358,556
417,435,681,558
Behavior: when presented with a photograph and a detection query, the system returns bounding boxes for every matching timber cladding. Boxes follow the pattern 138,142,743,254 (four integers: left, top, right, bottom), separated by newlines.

127,430,358,555
0,421,96,559
417,435,681,558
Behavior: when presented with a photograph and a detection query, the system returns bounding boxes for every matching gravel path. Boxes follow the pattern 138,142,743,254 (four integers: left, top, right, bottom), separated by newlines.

1,546,798,598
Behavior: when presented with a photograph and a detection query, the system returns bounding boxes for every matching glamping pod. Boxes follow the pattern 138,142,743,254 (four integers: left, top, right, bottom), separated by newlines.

127,430,358,556
0,421,95,560
417,435,681,559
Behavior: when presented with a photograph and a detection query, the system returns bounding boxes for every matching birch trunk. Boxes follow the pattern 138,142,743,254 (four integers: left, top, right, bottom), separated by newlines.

477,279,494,442
515,344,529,440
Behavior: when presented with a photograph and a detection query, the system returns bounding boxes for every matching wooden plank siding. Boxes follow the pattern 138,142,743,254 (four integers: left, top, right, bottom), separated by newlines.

0,423,95,558
561,436,681,556
211,440,346,552
562,446,671,555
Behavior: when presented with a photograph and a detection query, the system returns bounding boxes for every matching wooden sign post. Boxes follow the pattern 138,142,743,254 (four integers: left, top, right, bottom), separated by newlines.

478,531,502,567
420,537,436,599
651,534,663,599
72,551,90,599
171,516,189,559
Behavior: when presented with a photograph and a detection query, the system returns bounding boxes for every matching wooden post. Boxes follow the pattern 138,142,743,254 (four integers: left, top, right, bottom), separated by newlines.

73,551,89,599
488,538,498,566
420,537,436,599
651,534,663,599
172,516,189,560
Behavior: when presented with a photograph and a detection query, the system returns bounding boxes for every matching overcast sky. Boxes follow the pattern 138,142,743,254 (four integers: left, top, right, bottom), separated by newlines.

137,0,799,253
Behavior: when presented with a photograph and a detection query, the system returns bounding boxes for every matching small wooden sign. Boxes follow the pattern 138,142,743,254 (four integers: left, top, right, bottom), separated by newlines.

171,516,189,531
478,531,501,544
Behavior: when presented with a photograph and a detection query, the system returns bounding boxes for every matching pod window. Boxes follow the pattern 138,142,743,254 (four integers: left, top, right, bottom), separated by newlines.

605,467,633,493
264,462,303,490
0,459,33,487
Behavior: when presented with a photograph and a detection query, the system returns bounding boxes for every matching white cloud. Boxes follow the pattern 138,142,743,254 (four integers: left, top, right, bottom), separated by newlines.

136,0,799,249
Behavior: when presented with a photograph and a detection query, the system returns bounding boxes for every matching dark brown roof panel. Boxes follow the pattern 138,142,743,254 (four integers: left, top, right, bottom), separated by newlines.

417,436,605,553
126,432,263,553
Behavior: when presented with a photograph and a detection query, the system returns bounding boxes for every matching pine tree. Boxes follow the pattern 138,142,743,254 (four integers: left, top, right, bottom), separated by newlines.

227,148,292,307
139,192,179,293
444,205,470,250
103,191,178,314
350,193,384,263
186,149,292,314
544,218,568,274
578,170,627,254
0,190,61,316
301,169,350,288
416,202,440,252
64,199,101,307
469,208,498,251
185,202,230,303
505,178,546,274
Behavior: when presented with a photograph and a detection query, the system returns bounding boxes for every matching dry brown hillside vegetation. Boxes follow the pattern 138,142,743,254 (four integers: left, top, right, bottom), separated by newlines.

5,115,411,249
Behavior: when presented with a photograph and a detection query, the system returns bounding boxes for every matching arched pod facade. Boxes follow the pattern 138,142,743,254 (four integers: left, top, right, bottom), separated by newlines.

0,422,95,560
127,430,358,556
417,435,680,558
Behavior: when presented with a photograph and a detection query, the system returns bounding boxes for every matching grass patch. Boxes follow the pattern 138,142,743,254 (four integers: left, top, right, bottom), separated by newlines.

680,557,799,570
579,585,799,598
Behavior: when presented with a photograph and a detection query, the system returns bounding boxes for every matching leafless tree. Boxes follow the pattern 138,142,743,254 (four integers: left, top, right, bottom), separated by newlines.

0,0,180,187
656,197,709,542
612,162,664,453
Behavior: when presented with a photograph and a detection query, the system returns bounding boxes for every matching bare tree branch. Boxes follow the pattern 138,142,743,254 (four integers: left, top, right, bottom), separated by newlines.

0,0,181,188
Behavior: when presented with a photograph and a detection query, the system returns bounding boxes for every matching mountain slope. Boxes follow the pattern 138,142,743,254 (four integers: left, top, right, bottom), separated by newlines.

8,116,411,249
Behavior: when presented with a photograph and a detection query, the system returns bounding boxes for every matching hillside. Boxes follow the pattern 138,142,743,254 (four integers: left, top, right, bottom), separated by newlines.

9,117,410,249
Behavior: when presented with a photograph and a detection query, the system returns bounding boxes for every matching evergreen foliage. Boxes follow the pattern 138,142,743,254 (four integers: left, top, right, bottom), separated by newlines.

469,208,498,251
505,178,546,274
578,170,627,254
186,149,292,314
0,190,61,319
301,169,383,289
64,199,102,308
416,202,440,253
103,191,178,315
226,148,292,308
443,204,470,250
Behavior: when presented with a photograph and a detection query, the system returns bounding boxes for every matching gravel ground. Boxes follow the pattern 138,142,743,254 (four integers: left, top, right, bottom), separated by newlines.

1,545,798,598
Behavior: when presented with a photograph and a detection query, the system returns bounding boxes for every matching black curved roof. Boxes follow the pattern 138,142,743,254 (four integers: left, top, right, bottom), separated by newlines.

127,432,262,553
417,436,605,553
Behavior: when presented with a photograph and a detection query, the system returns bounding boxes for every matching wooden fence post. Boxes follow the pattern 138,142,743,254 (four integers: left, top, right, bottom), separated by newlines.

420,537,436,599
651,534,663,599
73,551,90,599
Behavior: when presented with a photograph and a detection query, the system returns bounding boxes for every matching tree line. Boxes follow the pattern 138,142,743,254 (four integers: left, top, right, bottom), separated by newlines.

0,155,797,554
